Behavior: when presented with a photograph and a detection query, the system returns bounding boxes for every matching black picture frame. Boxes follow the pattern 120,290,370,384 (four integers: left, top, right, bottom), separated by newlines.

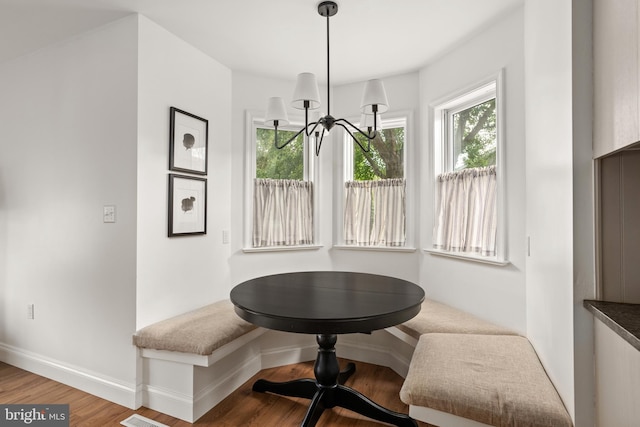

168,174,207,237
169,107,208,175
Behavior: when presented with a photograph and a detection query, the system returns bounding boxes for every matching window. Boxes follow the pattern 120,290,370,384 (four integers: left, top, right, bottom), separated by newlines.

343,116,408,247
451,98,496,171
431,77,505,262
245,112,316,249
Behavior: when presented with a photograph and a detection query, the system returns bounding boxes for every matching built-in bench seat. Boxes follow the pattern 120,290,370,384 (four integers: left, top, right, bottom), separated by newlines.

132,299,268,423
395,299,518,341
400,333,573,427
132,297,572,427
133,299,257,356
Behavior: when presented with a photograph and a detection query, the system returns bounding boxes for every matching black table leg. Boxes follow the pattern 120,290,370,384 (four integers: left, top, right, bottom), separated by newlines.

337,361,356,384
252,334,417,427
333,385,417,427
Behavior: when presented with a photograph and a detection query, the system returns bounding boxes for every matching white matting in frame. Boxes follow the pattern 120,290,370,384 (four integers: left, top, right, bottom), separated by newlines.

169,107,208,175
168,174,207,236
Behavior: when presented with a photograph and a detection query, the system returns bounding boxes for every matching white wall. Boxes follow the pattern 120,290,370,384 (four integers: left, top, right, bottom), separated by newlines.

0,15,139,404
418,8,527,333
136,16,233,328
0,11,235,406
524,0,576,420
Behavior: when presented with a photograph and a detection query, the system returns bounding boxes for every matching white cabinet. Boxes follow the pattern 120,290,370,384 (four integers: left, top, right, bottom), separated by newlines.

594,0,640,158
594,319,640,426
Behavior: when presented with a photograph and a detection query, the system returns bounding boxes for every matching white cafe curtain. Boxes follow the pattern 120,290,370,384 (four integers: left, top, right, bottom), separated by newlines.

433,166,497,256
253,178,313,247
344,178,406,246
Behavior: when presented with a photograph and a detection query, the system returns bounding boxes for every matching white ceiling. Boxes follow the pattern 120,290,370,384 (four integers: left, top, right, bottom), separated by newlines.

0,0,523,84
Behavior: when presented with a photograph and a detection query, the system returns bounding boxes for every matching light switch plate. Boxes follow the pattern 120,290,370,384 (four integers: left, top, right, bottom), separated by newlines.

103,205,116,223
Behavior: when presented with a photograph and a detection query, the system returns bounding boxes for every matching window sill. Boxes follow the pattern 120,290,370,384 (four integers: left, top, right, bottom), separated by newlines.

424,248,510,266
333,245,417,253
243,244,323,253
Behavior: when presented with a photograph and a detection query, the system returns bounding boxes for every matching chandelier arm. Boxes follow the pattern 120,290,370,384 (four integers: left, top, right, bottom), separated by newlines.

337,122,371,153
315,128,326,156
335,117,377,140
274,125,307,150
306,121,322,137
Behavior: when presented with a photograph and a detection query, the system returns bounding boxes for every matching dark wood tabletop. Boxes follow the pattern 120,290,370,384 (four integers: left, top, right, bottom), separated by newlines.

230,271,425,334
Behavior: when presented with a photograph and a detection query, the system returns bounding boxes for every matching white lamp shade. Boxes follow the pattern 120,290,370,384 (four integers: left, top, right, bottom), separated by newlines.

360,113,382,129
360,79,389,114
265,97,289,126
291,72,321,110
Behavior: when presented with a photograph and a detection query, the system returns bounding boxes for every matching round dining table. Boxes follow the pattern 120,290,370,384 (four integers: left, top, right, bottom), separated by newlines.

230,271,425,427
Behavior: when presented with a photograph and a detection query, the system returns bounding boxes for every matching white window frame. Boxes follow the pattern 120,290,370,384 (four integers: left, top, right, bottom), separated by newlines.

334,111,416,252
426,71,508,265
243,110,320,252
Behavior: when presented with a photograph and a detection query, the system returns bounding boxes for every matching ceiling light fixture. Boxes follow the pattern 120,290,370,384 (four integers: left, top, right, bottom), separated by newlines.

264,1,389,156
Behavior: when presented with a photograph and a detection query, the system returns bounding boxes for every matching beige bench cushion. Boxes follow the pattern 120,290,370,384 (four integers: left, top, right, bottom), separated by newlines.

396,299,517,339
133,300,257,355
400,334,573,427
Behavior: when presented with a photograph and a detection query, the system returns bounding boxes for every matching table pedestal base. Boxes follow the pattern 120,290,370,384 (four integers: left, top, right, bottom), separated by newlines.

253,334,417,427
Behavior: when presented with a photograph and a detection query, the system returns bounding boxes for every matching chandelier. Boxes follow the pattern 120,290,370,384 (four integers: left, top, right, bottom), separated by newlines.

264,1,389,156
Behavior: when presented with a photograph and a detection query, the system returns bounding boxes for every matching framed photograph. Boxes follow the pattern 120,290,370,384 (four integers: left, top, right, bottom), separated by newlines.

169,107,208,175
168,174,207,237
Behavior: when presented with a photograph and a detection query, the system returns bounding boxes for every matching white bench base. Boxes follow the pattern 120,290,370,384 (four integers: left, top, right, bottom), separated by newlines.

138,327,267,422
136,298,553,425
137,327,415,422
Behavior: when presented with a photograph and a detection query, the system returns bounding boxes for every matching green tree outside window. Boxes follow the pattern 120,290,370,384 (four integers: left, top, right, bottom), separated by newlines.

452,98,496,170
352,127,405,181
256,128,304,180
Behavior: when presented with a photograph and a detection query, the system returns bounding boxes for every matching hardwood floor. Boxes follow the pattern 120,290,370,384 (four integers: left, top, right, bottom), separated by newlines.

0,359,434,427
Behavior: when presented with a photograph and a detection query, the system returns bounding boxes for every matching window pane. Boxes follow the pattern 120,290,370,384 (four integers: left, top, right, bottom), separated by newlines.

256,128,304,180
352,127,405,180
452,98,496,170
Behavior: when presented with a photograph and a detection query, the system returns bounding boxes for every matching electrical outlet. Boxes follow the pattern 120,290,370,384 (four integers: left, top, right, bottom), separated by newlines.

222,230,230,244
27,304,34,320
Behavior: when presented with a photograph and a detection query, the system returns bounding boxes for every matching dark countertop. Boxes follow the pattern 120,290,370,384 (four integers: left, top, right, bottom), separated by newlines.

584,300,640,351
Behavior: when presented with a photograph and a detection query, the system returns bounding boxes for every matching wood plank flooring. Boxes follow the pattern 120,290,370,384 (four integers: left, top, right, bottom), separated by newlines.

0,360,434,427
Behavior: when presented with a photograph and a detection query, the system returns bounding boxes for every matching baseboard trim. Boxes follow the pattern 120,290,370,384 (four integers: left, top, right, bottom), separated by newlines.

193,351,263,421
260,343,317,369
143,384,193,422
0,342,137,408
337,332,413,378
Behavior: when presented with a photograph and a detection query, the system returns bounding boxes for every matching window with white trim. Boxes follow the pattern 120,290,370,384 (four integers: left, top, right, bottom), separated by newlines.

245,112,316,249
342,116,408,247
431,78,505,262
